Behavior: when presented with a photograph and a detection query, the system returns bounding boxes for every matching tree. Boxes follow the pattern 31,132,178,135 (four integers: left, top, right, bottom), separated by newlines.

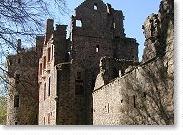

0,0,67,95
123,58,173,125
122,0,174,125
0,0,67,125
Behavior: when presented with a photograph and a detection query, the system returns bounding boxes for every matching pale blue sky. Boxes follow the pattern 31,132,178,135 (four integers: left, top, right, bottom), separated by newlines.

53,0,161,60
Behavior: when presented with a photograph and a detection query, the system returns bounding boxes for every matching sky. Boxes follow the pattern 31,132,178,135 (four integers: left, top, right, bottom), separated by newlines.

0,0,161,95
54,0,161,61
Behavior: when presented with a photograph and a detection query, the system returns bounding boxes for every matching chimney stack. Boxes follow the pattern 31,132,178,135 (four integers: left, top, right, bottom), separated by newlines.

45,19,54,43
17,39,21,52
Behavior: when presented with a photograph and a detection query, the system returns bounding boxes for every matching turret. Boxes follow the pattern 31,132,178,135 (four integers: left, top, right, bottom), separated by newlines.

45,19,54,44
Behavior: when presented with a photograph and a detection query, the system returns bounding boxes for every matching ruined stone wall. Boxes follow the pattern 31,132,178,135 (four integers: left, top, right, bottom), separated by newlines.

93,77,124,125
93,57,173,125
94,56,138,89
56,63,75,124
93,0,174,125
38,19,71,125
71,0,138,124
38,32,57,125
7,41,39,125
113,38,139,61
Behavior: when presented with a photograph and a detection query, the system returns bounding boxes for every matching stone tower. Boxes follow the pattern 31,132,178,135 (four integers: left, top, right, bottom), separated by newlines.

70,0,138,124
7,39,40,125
37,0,138,125
38,19,73,125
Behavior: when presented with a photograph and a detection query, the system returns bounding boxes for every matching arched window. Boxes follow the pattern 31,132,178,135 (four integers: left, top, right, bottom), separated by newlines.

96,45,99,53
94,3,98,10
113,22,116,29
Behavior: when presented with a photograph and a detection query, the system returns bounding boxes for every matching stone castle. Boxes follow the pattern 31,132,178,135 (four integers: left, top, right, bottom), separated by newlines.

6,0,174,125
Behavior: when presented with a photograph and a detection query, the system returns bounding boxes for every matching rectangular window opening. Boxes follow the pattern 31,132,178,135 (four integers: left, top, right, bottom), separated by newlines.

47,48,51,62
94,3,98,10
9,59,12,66
39,63,42,75
52,45,54,59
107,103,109,113
143,92,146,98
76,20,82,27
76,72,81,80
48,113,50,124
113,22,116,29
44,117,45,125
44,83,46,100
14,95,19,108
96,45,99,53
15,74,20,84
43,56,46,69
48,77,51,96
18,58,21,64
133,95,136,108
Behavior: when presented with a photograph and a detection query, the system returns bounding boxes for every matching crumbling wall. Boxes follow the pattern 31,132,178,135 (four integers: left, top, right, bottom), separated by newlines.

7,40,39,125
38,19,69,125
56,63,74,124
93,0,174,125
94,56,138,89
93,58,173,125
71,0,138,124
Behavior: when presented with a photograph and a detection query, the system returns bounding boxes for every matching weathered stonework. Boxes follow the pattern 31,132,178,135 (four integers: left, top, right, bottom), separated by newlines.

93,0,174,125
38,0,138,125
38,19,72,125
7,39,40,125
7,0,173,125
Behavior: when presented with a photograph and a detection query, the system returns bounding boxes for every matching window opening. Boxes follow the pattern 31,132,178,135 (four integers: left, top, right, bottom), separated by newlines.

113,22,116,29
76,20,82,27
77,72,81,80
107,103,109,113
47,48,51,62
48,113,50,124
133,95,136,108
14,95,19,108
94,3,98,10
44,83,46,100
52,45,54,59
43,56,46,69
15,74,20,84
39,63,42,75
48,77,51,96
18,58,21,64
96,45,99,53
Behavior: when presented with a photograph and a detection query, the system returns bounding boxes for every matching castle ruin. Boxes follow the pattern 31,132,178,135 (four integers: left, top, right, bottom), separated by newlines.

6,0,174,125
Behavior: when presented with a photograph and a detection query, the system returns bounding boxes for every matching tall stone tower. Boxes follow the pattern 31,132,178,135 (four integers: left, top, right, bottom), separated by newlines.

7,39,40,125
70,0,138,124
37,0,138,125
38,19,70,125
